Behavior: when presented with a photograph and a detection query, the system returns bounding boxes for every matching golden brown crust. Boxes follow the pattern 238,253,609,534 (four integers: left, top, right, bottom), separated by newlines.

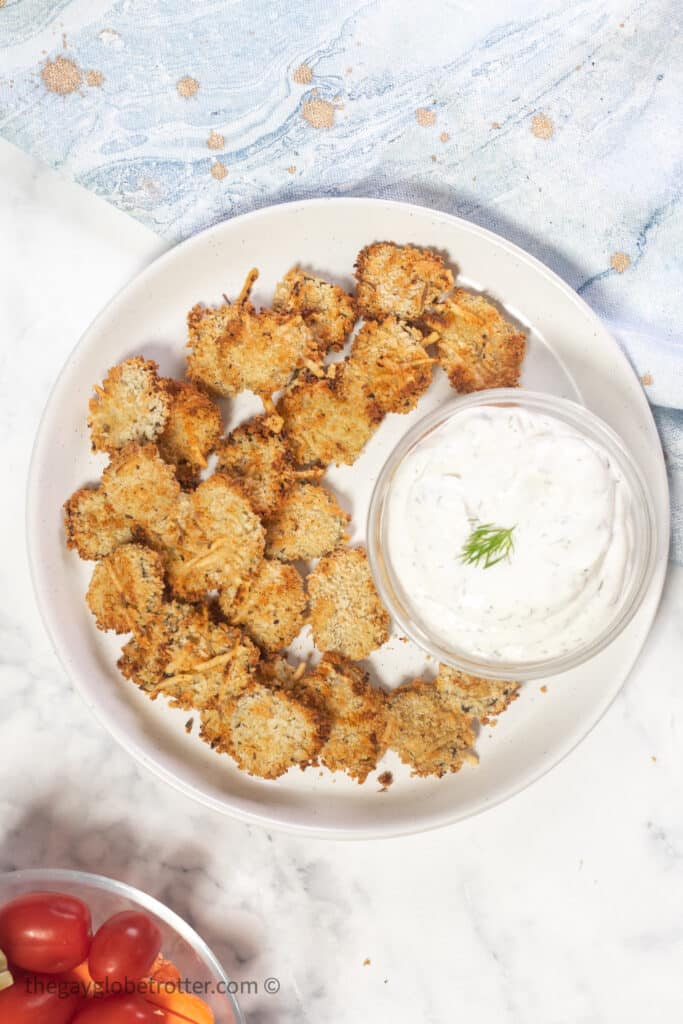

277,367,382,467
308,547,390,660
265,483,349,561
86,543,165,634
101,443,182,547
294,654,388,783
186,288,319,398
119,600,259,709
199,681,327,779
118,626,172,695
273,267,357,353
64,486,135,561
219,558,307,652
435,665,520,723
385,680,477,777
214,415,301,517
157,379,223,484
424,289,526,392
88,357,170,454
348,316,434,414
355,242,453,321
185,301,246,394
164,474,265,603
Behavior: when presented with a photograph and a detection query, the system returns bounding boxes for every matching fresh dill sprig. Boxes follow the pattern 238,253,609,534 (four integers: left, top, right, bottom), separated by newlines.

459,521,516,569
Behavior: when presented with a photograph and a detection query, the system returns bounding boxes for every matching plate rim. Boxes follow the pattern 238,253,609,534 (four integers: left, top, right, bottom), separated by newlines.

26,196,671,839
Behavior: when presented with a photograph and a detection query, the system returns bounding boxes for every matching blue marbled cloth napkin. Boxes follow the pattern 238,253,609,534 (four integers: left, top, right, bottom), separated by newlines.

1,0,680,560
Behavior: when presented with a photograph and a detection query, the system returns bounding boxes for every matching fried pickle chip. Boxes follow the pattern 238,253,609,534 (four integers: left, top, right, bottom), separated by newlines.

119,600,259,709
64,485,135,561
118,620,174,694
102,443,182,547
265,483,349,561
219,559,306,652
348,316,434,414
86,543,164,634
187,270,319,398
308,547,390,659
385,680,477,778
214,415,303,517
165,474,265,603
424,289,526,392
435,665,520,723
88,357,170,454
157,379,223,484
185,305,247,394
355,242,453,321
277,367,382,467
189,308,317,398
119,600,190,691
273,267,357,353
200,682,327,779
295,654,387,783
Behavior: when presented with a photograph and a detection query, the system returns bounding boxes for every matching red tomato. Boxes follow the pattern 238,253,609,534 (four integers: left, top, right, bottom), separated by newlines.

88,911,162,985
0,891,92,973
0,971,84,1024
73,992,163,1023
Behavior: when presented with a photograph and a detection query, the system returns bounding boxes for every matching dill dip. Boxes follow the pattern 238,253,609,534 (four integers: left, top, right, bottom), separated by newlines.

384,404,636,663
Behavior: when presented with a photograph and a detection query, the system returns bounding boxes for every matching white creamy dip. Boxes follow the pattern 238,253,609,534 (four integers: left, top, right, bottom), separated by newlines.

385,405,635,663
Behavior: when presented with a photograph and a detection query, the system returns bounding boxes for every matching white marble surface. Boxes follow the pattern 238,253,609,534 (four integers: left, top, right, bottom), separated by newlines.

1,138,682,1022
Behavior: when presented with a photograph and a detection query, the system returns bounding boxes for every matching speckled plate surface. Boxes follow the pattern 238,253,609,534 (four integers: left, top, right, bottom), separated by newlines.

27,198,669,838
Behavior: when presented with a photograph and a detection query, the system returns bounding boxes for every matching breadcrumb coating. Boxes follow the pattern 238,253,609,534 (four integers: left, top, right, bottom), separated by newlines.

273,267,356,353
424,289,526,392
88,357,170,454
187,272,319,398
86,543,165,634
215,415,305,517
355,242,453,321
278,367,382,466
265,483,349,561
102,443,182,547
119,600,259,709
185,303,246,391
200,682,327,779
435,665,520,722
64,485,135,561
157,379,223,484
295,654,388,783
219,558,306,652
386,680,477,777
308,547,390,659
349,316,434,414
165,474,265,603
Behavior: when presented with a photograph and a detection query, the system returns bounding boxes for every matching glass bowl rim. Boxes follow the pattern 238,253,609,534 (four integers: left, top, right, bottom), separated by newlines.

0,867,245,1023
366,388,659,681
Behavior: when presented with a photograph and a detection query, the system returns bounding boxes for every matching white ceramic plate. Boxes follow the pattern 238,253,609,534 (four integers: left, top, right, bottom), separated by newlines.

28,198,669,838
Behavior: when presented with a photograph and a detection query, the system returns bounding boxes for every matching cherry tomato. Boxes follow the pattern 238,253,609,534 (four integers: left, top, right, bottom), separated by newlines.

0,971,84,1023
0,891,92,973
73,992,163,1023
88,911,162,985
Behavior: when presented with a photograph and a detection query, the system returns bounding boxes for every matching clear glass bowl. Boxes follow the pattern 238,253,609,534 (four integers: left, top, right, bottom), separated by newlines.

0,868,244,1023
367,389,658,681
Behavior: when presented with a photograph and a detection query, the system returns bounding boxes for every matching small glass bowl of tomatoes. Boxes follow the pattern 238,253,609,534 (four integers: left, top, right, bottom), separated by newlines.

0,868,244,1024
